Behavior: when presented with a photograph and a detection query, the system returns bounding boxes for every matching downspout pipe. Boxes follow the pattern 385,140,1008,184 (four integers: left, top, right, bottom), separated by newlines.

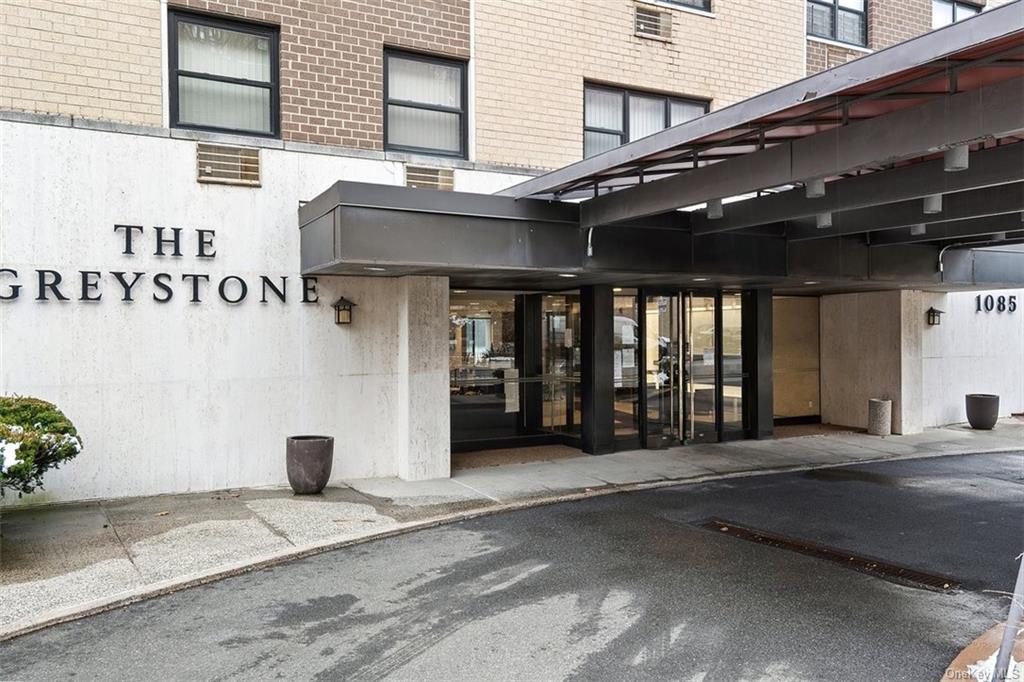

937,236,1016,281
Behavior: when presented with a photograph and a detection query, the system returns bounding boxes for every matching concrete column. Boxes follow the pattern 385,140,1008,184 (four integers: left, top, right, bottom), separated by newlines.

396,276,451,480
898,290,924,435
820,290,924,435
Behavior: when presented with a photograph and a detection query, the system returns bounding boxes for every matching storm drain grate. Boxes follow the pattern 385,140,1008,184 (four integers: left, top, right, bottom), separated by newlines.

697,518,960,592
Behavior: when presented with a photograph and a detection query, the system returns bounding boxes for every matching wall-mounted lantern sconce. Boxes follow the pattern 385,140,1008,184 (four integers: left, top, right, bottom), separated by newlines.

926,307,944,326
332,296,356,325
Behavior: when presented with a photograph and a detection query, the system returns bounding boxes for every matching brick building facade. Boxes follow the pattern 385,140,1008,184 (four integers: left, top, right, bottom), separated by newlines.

806,0,1010,74
177,0,470,148
2,0,1005,168
473,0,806,169
1,0,1020,505
0,0,163,125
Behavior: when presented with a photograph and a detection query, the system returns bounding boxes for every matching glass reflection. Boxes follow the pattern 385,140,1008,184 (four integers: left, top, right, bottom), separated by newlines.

721,292,744,433
613,291,640,440
449,292,518,442
685,294,717,443
542,293,581,435
645,295,680,447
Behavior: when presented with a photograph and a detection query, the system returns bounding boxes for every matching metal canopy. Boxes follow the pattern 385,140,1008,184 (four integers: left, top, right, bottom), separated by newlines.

301,4,1024,293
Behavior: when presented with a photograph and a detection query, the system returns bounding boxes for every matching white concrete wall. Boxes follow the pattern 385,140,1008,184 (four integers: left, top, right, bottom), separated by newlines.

0,121,527,504
921,289,1024,426
820,288,1024,433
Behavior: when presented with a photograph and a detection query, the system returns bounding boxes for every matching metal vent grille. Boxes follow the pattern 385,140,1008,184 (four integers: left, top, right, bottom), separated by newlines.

697,518,960,592
635,7,671,40
196,143,261,187
406,166,454,191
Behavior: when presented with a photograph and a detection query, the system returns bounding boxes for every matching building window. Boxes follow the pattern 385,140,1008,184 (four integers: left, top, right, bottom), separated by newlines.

385,51,467,158
659,0,711,11
583,84,708,158
168,11,279,137
806,0,867,47
932,0,980,28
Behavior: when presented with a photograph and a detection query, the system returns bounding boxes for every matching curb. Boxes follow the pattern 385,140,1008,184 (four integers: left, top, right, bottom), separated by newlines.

1,444,1020,642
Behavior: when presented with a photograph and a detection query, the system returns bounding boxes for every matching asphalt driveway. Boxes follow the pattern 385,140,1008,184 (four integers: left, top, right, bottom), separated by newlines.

2,451,1021,681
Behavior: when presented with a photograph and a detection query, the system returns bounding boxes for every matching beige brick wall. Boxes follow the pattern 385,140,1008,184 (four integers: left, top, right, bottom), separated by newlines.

806,39,867,74
473,0,807,171
806,0,1001,74
0,0,163,125
869,0,931,48
0,0,469,146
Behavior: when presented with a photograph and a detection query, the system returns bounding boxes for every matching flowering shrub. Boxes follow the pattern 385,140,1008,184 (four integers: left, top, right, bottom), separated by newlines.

0,397,82,496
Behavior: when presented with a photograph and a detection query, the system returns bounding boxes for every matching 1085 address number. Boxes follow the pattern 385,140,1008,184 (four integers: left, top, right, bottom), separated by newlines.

975,294,1018,313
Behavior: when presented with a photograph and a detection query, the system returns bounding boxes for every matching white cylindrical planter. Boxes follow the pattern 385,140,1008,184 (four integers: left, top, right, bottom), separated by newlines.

868,399,892,436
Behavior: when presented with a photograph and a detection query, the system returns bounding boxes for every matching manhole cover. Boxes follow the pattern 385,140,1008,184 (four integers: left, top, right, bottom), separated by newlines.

696,518,960,592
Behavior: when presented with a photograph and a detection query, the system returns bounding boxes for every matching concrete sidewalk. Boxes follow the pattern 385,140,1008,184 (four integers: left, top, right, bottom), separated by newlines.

2,421,1022,640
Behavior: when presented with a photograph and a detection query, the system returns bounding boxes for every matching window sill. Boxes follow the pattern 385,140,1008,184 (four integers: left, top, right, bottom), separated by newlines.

635,0,715,20
634,30,672,43
806,35,873,54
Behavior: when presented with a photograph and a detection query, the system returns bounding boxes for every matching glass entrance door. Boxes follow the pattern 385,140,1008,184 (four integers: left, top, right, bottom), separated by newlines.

644,294,680,448
684,293,718,443
721,292,746,438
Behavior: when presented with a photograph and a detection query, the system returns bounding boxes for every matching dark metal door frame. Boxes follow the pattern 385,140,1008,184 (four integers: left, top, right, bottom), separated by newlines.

638,288,684,449
636,288,754,448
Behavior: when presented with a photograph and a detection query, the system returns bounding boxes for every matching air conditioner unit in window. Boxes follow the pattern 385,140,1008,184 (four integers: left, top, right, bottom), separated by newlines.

635,7,671,40
196,143,261,187
405,165,454,191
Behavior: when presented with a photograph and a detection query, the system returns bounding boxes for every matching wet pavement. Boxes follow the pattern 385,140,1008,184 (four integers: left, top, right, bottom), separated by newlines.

2,420,1022,638
2,451,1021,681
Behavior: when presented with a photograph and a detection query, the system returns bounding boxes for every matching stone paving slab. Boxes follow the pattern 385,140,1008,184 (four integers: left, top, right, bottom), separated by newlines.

552,450,716,485
451,460,611,501
1,421,1021,640
345,476,489,506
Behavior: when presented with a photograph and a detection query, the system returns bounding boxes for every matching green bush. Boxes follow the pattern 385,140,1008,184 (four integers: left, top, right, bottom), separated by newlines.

0,397,82,497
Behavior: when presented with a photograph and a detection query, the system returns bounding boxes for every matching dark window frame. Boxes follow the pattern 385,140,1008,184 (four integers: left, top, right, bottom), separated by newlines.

168,9,280,138
655,0,712,12
933,0,981,26
806,0,867,47
583,83,710,158
383,49,469,159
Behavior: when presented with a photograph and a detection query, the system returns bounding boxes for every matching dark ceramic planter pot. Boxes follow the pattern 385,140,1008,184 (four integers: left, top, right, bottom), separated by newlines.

965,394,999,430
286,435,334,494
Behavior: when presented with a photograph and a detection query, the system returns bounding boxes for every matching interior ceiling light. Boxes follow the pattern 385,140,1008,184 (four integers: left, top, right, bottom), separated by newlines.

558,273,578,278
364,266,387,272
923,194,943,214
944,144,969,172
693,277,709,282
805,177,825,199
706,198,723,220
804,281,820,285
